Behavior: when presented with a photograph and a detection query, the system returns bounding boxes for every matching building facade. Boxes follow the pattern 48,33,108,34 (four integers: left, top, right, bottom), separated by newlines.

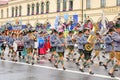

0,0,120,27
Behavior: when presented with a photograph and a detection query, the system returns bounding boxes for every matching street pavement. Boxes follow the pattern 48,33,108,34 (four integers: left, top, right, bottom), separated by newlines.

0,47,120,80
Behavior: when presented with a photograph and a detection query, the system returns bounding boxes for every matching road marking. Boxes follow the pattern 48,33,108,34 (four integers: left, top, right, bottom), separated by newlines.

0,60,120,80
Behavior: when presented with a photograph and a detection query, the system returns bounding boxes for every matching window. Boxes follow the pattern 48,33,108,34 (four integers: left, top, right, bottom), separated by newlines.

12,7,14,17
36,3,39,14
32,3,35,15
69,0,73,11
101,0,106,8
1,9,3,18
46,1,50,13
15,7,18,17
63,0,67,11
27,4,30,16
41,2,44,14
19,6,22,16
86,0,90,9
57,0,61,12
117,0,120,6
7,8,9,18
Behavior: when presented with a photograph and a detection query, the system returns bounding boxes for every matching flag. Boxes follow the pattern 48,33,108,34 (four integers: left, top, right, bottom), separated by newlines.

73,15,78,24
69,15,78,30
8,26,13,30
100,10,108,35
54,16,60,29
38,37,44,48
64,14,69,22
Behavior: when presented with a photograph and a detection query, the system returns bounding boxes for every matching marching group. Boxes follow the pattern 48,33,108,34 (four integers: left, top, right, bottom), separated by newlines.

0,19,120,78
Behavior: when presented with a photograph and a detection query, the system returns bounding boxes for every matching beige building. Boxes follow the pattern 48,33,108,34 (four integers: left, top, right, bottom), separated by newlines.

0,0,120,27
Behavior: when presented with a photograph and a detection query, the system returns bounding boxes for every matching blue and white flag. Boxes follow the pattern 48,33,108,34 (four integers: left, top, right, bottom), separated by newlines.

54,16,60,29
73,15,78,24
100,10,108,35
69,15,78,30
64,14,69,21
38,37,44,48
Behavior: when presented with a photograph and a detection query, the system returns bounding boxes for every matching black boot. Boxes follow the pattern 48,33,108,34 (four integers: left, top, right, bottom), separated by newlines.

54,64,58,68
63,67,66,70
89,71,94,75
103,64,108,69
79,68,84,72
108,73,114,77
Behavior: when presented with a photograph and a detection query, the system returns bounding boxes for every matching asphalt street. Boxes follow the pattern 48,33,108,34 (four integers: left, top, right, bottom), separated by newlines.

0,47,119,80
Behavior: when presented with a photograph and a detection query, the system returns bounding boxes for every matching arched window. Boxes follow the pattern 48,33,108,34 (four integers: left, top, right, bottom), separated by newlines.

27,4,30,16
12,7,14,17
69,0,73,11
57,0,61,12
63,0,67,11
1,9,3,18
41,2,44,14
32,3,35,15
86,0,90,9
36,3,39,14
19,6,22,16
117,0,120,6
46,1,50,13
101,0,106,8
15,7,18,17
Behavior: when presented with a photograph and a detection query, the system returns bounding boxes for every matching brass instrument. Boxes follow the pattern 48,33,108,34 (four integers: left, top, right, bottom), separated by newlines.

84,24,99,51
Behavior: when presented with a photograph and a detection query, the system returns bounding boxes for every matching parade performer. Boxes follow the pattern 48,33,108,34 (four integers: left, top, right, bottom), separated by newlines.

75,31,86,66
8,33,14,59
48,30,58,62
108,20,120,77
24,31,33,64
54,32,66,70
0,32,6,60
79,29,94,75
91,33,103,66
103,28,115,69
66,31,75,61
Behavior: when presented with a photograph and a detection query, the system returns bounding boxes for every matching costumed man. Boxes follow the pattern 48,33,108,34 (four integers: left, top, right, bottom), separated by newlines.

91,33,103,66
75,31,86,66
0,31,6,60
0,32,6,60
8,33,14,59
24,30,33,64
54,32,66,70
48,30,58,62
108,19,120,77
66,31,75,61
32,30,39,64
79,29,94,75
103,28,115,69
